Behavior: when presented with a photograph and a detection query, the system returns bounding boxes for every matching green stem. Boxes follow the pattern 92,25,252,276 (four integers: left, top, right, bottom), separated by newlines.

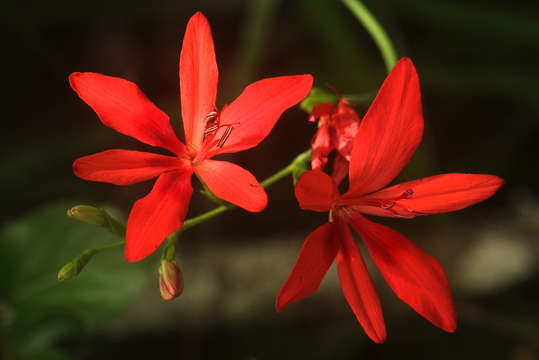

94,240,125,252
261,164,294,187
182,205,230,231
341,0,397,73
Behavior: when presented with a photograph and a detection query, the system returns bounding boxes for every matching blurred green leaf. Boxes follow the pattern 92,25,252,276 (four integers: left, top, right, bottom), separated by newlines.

0,202,154,359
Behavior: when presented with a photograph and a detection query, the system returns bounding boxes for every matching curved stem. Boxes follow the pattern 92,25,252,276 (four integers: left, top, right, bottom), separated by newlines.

341,0,397,73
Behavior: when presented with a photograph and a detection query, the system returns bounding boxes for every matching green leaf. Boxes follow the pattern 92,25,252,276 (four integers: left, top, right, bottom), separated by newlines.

0,202,154,358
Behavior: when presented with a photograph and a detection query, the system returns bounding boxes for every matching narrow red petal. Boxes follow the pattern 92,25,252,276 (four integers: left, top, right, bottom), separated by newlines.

347,58,423,197
179,11,218,151
331,153,349,185
69,72,185,155
336,222,386,343
294,170,339,212
125,168,193,262
211,75,313,155
310,123,332,171
348,213,457,332
354,173,505,218
73,149,181,185
276,222,339,312
194,159,267,212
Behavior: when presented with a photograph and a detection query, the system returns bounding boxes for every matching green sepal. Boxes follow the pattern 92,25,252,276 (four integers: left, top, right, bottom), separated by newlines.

300,88,338,113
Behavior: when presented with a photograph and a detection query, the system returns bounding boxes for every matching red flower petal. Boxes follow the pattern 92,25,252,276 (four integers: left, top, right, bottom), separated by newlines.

336,222,386,343
311,123,332,171
309,102,334,122
348,213,457,332
362,173,505,217
69,72,185,155
331,153,349,185
332,100,360,161
347,58,423,197
125,168,193,262
179,11,219,151
212,75,313,155
276,222,339,312
194,159,267,212
294,170,339,212
73,149,181,185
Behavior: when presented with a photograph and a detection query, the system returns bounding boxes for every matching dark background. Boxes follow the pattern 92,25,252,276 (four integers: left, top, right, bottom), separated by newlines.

1,0,538,359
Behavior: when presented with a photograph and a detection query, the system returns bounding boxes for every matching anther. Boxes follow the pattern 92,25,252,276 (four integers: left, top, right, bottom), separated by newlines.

217,126,233,148
206,111,218,121
204,125,219,136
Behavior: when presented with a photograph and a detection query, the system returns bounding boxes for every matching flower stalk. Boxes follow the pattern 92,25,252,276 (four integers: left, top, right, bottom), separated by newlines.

341,0,397,73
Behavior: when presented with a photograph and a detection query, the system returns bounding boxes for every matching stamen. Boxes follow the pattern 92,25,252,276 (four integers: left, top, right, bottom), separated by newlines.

203,110,220,140
380,201,395,210
206,111,218,121
217,126,233,148
204,125,219,136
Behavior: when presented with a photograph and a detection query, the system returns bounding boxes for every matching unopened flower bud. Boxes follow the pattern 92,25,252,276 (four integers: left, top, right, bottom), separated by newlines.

67,205,125,236
67,205,106,226
57,249,96,280
158,259,184,301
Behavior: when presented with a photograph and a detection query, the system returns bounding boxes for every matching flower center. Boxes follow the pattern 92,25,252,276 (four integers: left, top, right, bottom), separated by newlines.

192,110,236,164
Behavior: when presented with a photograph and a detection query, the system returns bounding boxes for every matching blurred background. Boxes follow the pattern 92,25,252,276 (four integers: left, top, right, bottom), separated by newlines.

1,0,537,359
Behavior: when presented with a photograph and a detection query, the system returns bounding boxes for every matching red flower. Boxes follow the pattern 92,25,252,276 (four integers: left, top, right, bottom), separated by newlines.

309,98,360,184
70,12,313,262
276,58,504,343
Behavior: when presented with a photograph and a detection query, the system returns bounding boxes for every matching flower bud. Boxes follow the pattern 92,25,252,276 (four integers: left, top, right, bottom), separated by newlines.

67,205,126,236
158,259,184,301
57,249,96,280
67,205,106,227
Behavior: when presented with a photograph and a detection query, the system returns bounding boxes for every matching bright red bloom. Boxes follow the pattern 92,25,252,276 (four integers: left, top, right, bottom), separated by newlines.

276,58,504,343
309,98,360,184
70,12,313,262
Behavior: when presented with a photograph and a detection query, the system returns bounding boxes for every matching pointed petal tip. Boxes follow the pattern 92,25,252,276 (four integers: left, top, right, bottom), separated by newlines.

275,296,286,313
439,315,457,333
247,194,268,213
191,11,207,21
371,332,387,344
493,175,505,187
445,321,457,333
296,74,314,95
68,72,84,91
393,57,415,73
